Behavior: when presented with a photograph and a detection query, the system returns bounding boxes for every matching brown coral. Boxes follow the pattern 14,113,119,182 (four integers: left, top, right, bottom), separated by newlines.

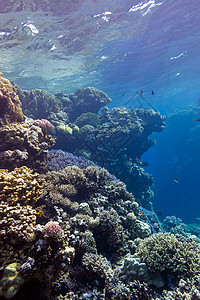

0,166,44,206
135,233,200,279
0,73,25,125
0,120,56,169
0,201,37,244
82,252,114,282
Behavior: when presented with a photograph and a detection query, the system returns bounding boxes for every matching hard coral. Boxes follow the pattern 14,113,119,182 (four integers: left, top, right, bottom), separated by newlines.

0,73,25,125
135,233,200,279
15,87,62,120
0,166,44,206
0,263,24,299
0,201,37,244
82,252,114,283
0,120,56,170
52,106,165,208
42,221,63,240
161,278,200,299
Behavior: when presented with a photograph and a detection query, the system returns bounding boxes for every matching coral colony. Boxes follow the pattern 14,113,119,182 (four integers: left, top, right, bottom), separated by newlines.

0,72,200,299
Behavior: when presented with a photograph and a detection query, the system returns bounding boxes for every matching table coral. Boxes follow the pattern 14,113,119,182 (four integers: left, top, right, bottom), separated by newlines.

0,73,25,125
0,166,44,206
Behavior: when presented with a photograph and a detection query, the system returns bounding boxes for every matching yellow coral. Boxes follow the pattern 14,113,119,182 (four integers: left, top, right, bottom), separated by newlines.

136,233,200,279
57,124,73,135
0,166,44,206
72,125,79,133
0,263,24,299
0,201,37,244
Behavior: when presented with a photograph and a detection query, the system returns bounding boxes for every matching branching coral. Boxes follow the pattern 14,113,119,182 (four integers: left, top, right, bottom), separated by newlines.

0,73,25,125
160,278,200,299
82,252,114,282
93,208,126,254
135,233,200,279
0,166,44,206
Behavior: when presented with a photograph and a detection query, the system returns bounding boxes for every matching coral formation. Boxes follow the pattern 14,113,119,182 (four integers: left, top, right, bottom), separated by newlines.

53,106,165,208
0,263,24,299
0,201,37,244
0,119,56,170
16,83,166,208
135,233,200,279
14,87,62,120
0,166,44,206
120,255,149,283
82,252,114,282
0,73,25,125
1,77,200,300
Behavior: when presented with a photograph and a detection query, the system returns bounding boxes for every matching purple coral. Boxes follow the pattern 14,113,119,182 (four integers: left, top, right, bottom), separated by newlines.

46,149,119,182
42,221,62,239
33,119,55,131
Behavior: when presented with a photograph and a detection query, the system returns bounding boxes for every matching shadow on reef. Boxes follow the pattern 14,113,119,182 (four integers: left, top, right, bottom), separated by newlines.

2,279,48,300
1,73,200,300
15,85,166,209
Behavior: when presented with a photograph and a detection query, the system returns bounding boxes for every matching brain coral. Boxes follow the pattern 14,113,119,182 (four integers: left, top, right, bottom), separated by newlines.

0,73,25,125
0,166,44,206
135,232,200,279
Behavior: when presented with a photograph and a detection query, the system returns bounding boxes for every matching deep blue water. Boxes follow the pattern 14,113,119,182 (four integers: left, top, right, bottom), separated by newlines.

0,0,200,223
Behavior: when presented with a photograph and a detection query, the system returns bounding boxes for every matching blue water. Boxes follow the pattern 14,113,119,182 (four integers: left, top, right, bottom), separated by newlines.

1,0,200,223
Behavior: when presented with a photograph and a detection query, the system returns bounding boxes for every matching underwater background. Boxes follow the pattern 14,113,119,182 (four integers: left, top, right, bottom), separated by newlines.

1,0,200,223
1,0,200,299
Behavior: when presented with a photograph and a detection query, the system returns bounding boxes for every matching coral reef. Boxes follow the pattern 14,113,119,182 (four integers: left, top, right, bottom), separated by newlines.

120,255,149,283
53,106,165,208
0,166,44,206
55,87,112,121
0,201,37,244
0,263,24,299
0,73,25,125
135,233,200,280
16,83,166,208
160,278,200,299
82,252,114,282
0,119,56,170
1,78,200,300
14,87,62,120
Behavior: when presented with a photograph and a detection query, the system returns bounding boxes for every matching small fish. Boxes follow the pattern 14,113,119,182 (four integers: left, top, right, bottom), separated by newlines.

173,177,179,183
36,210,44,216
140,89,143,97
136,157,143,165
152,90,154,95
196,119,200,122
141,211,145,216
135,157,149,167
